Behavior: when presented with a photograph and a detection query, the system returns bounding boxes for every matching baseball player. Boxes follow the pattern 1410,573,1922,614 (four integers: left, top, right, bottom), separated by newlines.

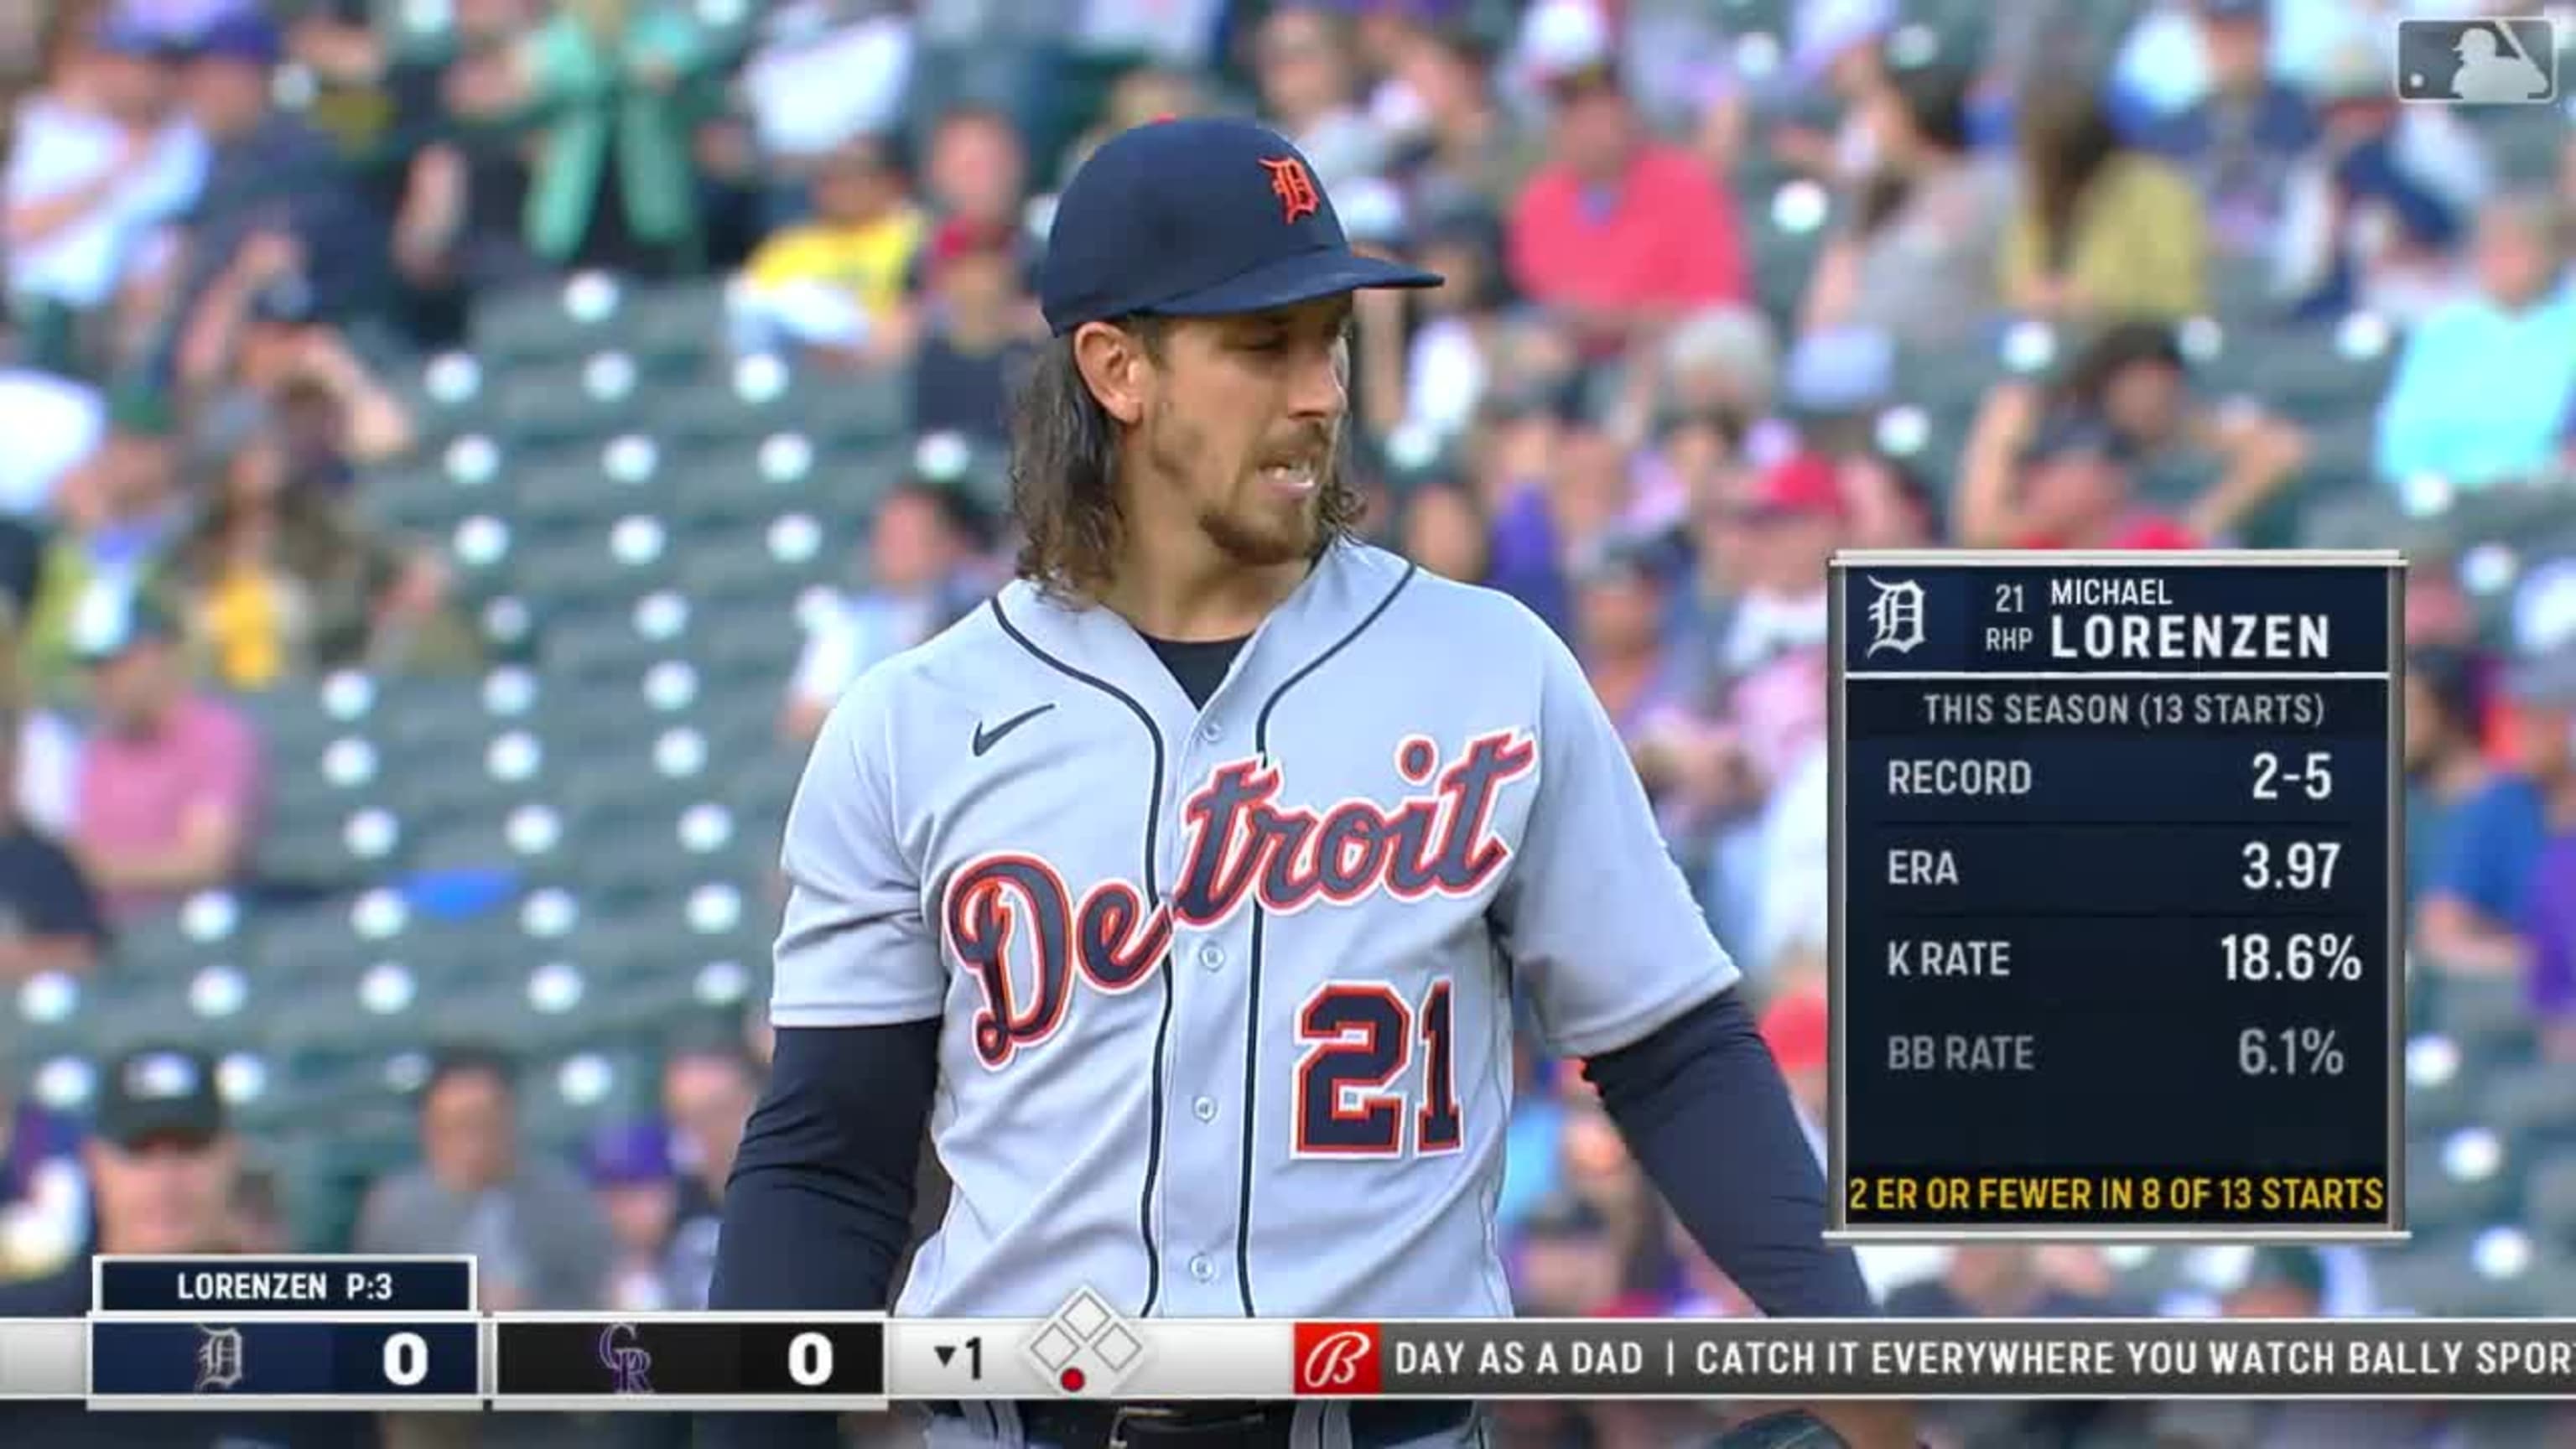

709,117,1908,1449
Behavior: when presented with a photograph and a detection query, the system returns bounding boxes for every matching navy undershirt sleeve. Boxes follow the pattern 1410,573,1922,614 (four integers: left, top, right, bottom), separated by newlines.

1581,988,1878,1318
699,1020,939,1449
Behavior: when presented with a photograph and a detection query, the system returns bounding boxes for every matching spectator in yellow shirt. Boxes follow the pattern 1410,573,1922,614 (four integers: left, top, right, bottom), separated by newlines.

726,136,927,370
2000,80,2210,324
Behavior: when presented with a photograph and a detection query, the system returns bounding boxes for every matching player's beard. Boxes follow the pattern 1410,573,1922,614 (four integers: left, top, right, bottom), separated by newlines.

1146,402,1332,569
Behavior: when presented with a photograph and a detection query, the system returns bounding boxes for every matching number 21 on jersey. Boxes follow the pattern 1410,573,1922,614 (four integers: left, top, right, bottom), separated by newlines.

1292,977,1462,1156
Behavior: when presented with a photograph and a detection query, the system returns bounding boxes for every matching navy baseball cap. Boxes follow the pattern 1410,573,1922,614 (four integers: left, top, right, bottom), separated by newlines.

186,7,282,65
96,1045,228,1150
92,5,168,59
1037,117,1443,336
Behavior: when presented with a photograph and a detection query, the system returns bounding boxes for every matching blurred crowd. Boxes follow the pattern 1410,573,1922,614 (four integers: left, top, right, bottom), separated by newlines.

0,0,2571,1444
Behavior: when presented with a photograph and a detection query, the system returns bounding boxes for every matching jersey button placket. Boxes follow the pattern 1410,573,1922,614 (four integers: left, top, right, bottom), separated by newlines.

1187,1254,1216,1283
1192,1096,1217,1123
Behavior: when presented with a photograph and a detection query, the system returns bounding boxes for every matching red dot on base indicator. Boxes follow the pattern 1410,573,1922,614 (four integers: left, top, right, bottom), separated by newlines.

1061,1368,1088,1392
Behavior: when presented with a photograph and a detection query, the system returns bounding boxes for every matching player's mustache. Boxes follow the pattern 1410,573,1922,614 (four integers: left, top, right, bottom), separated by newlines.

1254,427,1337,469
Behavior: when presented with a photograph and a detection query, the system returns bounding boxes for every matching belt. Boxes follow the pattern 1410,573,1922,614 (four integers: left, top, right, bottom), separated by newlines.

929,1399,1475,1449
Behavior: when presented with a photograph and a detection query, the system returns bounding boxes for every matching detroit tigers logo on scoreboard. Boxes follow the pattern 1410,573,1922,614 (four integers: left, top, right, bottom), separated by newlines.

1864,577,1926,657
194,1326,246,1392
941,729,1539,1071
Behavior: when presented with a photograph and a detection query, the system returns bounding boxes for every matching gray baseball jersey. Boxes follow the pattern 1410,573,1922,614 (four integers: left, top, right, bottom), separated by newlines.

771,540,1737,1319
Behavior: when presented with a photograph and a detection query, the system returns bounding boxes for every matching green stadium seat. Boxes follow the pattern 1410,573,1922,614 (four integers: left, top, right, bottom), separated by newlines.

366,680,491,760
400,813,523,878
808,371,911,447
231,684,354,765
2246,344,2394,423
2407,1047,2480,1136
568,832,693,908
672,424,828,500
671,527,803,612
527,1043,665,1130
689,596,809,688
539,613,670,684
2407,1131,2519,1228
256,803,397,893
80,974,214,1061
499,455,646,535
723,743,806,826
2432,975,2538,1064
2480,1060,2576,1146
358,458,485,536
249,906,371,984
540,542,680,618
651,362,813,446
106,896,246,978
615,282,729,366
415,975,549,1051
822,446,916,526
2523,1150,2576,1243
392,355,484,444
2296,486,2422,549
471,285,612,367
1715,0,1789,34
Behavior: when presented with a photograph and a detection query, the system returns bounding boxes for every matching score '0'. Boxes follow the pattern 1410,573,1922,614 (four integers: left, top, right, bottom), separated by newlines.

790,1331,834,1388
385,1332,428,1387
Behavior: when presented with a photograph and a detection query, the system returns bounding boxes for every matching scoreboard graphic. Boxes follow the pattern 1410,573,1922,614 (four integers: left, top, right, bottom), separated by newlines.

82,1254,484,1411
1824,550,2406,1240
14,1256,2576,1404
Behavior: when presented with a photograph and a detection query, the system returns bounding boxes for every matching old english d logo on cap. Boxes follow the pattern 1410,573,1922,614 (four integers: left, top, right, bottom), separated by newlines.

1260,157,1320,224
1036,117,1443,334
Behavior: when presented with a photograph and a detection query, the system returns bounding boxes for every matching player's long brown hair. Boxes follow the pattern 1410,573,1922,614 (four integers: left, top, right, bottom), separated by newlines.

1006,315,1366,604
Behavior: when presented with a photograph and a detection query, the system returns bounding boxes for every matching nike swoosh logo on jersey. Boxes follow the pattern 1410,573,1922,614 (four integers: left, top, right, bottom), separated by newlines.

972,704,1056,756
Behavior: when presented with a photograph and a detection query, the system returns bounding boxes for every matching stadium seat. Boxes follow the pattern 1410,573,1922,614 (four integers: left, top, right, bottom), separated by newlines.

367,680,495,762
2521,1150,2576,1243
256,803,397,895
2430,975,2538,1065
2480,1060,2576,1148
538,612,671,685
566,828,699,908
358,458,483,537
471,283,615,367
2408,1130,2519,1228
724,746,805,830
501,455,650,537
231,684,354,766
808,370,912,447
2407,1044,2480,1136
692,591,817,681
613,281,728,368
81,974,215,1061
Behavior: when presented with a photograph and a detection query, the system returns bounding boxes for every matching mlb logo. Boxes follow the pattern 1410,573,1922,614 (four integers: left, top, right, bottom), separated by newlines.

2393,18,2559,103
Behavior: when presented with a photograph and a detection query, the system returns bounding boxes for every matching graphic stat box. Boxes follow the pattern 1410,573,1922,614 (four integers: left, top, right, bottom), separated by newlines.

1826,551,2407,1242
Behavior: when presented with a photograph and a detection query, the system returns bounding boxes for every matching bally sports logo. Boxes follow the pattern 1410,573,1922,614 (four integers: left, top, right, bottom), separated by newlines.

1294,1323,1383,1395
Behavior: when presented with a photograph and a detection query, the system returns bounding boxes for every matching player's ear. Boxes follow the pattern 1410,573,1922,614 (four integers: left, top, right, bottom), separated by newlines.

1071,319,1151,427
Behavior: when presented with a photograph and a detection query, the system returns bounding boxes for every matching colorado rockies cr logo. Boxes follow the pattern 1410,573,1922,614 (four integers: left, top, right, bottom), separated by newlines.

943,730,1538,1069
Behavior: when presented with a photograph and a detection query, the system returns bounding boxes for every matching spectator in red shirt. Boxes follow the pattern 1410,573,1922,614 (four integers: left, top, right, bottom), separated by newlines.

1506,59,1748,357
67,591,264,922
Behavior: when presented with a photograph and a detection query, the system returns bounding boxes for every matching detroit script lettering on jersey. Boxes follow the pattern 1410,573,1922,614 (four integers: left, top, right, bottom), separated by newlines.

942,729,1538,1068
770,542,1738,1319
